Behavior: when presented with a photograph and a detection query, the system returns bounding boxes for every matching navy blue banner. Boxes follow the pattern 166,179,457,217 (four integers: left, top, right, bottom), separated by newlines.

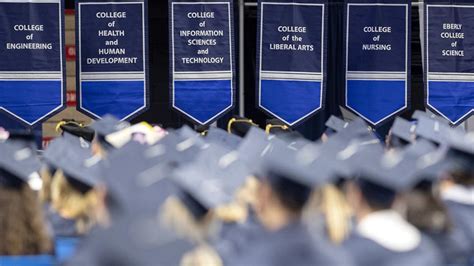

76,0,149,120
170,0,235,126
425,0,474,125
257,0,327,127
0,0,65,126
344,0,410,126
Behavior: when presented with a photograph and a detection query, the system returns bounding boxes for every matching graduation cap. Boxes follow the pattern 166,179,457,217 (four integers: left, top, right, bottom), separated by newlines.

90,115,130,137
89,115,130,150
43,137,100,190
5,130,37,150
0,141,41,188
325,115,349,136
333,117,378,143
143,132,205,170
259,150,316,209
227,116,258,137
412,110,449,125
174,125,198,139
204,127,242,150
442,132,474,174
67,207,195,266
171,145,250,218
415,116,457,145
237,127,290,176
390,117,416,147
57,121,95,142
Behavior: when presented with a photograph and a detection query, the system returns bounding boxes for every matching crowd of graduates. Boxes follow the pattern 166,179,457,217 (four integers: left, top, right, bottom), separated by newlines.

0,111,472,266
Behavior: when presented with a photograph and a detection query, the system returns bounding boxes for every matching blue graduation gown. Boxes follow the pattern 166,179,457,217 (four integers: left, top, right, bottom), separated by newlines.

43,203,78,237
213,208,264,260
343,233,442,266
444,200,474,265
225,221,353,266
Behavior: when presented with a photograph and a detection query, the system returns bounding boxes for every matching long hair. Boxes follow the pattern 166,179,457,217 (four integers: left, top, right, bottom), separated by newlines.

50,170,99,235
306,184,352,244
0,184,53,255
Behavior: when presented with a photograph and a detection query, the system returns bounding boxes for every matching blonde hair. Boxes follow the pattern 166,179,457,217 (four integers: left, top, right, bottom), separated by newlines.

50,170,99,234
306,184,352,244
181,244,223,266
160,196,217,243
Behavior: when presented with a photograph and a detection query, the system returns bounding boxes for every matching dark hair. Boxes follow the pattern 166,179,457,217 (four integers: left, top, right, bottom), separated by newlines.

405,182,451,233
268,172,311,213
357,179,396,211
0,184,53,255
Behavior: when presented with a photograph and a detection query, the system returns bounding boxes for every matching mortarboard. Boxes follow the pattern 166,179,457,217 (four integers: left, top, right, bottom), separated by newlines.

332,117,378,143
390,117,416,145
67,206,195,266
57,121,95,142
0,142,41,188
325,115,349,135
415,116,460,145
174,125,198,139
5,130,37,150
89,115,130,137
204,127,242,150
412,110,449,125
43,136,101,190
171,145,251,217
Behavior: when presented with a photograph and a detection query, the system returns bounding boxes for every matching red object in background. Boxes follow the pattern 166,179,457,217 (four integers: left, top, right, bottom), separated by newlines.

66,45,76,61
42,137,53,149
65,9,75,16
67,91,76,107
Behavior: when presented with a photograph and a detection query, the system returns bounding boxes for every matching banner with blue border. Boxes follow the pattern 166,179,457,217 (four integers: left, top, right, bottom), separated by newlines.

76,0,149,121
169,0,235,126
344,0,410,126
256,0,327,127
424,0,474,125
0,0,66,126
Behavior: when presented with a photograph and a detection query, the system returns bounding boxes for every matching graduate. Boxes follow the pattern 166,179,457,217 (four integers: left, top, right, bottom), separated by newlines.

89,115,130,158
0,141,53,257
438,134,474,265
43,137,106,235
223,148,353,266
403,143,472,266
342,146,443,266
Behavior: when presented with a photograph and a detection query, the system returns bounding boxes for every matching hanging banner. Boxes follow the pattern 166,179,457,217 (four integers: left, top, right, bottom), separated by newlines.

257,0,327,127
425,0,474,125
0,0,65,126
170,0,235,126
344,0,410,126
76,0,149,120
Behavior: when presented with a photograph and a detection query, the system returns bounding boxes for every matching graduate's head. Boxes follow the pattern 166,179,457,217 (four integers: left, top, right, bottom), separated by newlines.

0,172,53,255
255,152,316,231
51,170,101,234
89,115,130,158
160,193,215,243
0,143,52,255
354,178,396,211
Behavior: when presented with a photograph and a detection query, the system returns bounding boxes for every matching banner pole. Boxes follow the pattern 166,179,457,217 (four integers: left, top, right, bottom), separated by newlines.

239,0,245,117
